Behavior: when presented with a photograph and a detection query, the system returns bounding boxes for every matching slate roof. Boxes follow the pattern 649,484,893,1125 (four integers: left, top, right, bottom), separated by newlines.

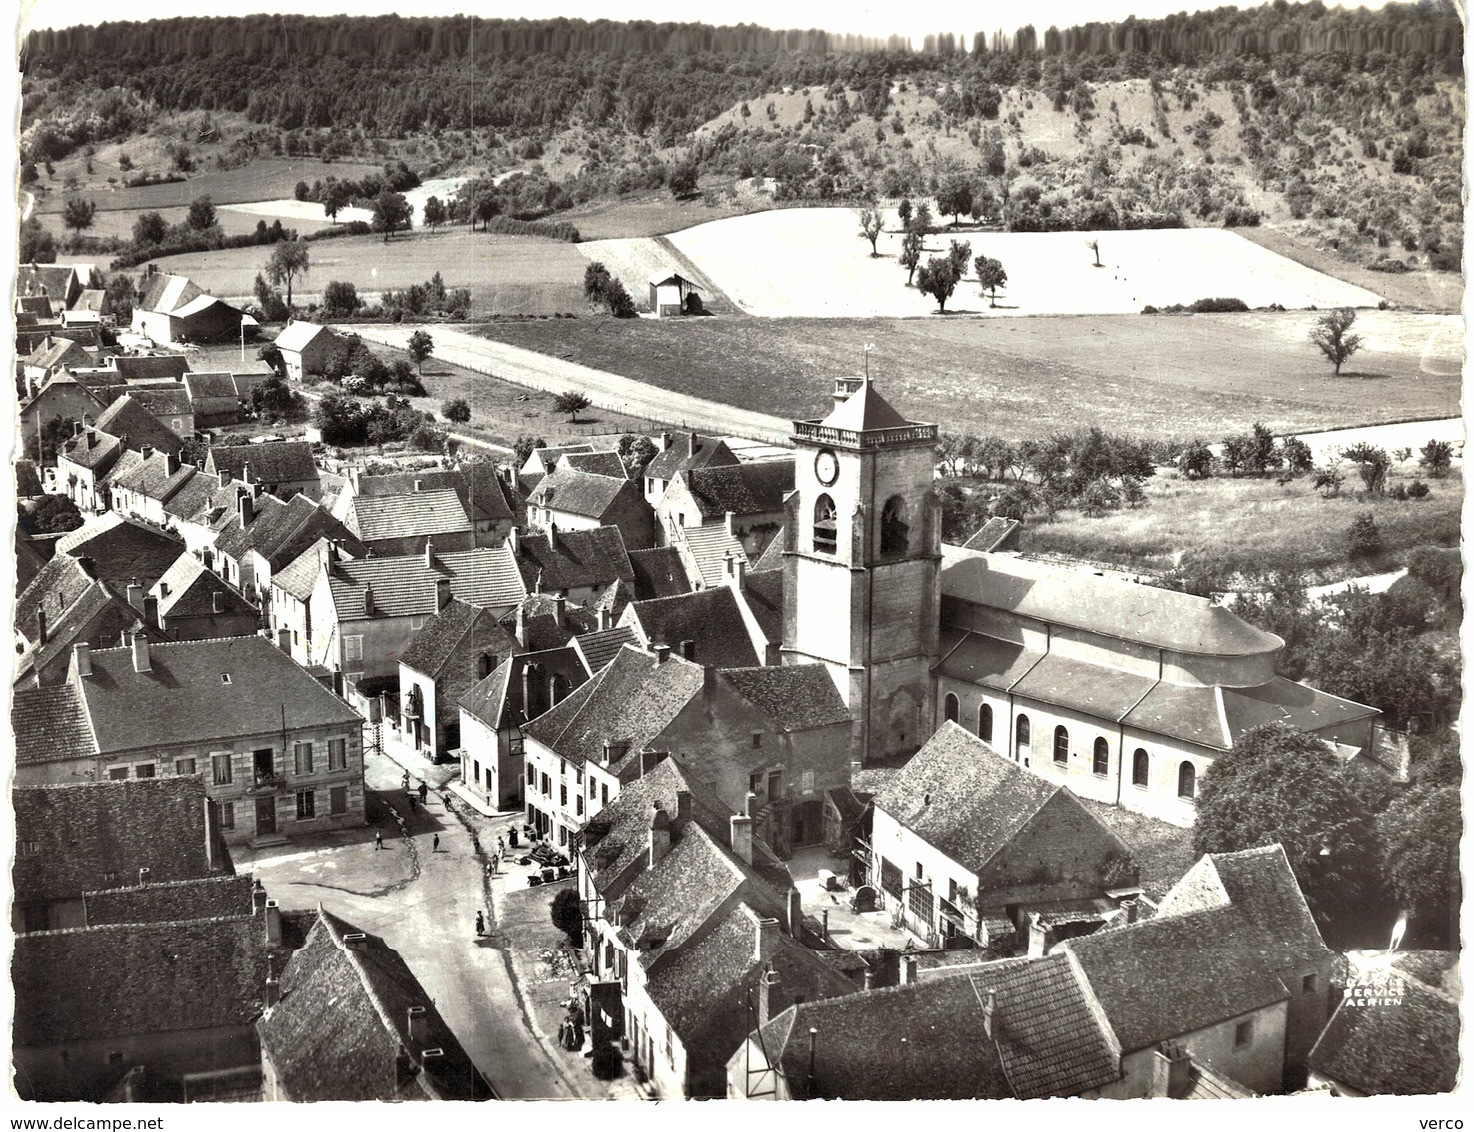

941,545,1284,657
817,378,913,432
329,557,444,619
435,546,527,608
109,449,197,503
75,635,362,754
53,515,186,596
184,371,246,401
272,320,334,354
457,646,586,731
400,600,515,679
127,385,193,419
1012,652,1158,720
81,875,254,927
627,587,761,669
258,909,488,1101
1308,969,1460,1094
350,466,515,525
514,526,634,593
14,579,148,687
683,459,794,519
348,489,473,542
13,916,271,1047
644,433,739,483
107,354,192,382
206,440,318,486
94,394,183,456
527,464,632,519
741,569,784,642
23,336,91,371
750,528,787,572
11,684,98,767
162,470,222,522
678,523,749,588
720,665,850,732
521,646,704,767
59,428,124,472
561,450,627,478
150,553,256,621
627,547,691,600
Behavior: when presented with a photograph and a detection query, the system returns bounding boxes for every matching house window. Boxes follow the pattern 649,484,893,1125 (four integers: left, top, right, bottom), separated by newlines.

944,693,959,724
328,738,347,771
134,763,156,779
528,764,537,787
800,770,815,793
212,753,233,785
576,795,584,817
221,802,235,831
1234,1020,1253,1049
176,757,197,775
601,784,609,806
879,857,902,898
330,786,348,815
296,790,316,820
978,703,993,742
1015,714,1031,760
560,783,568,806
294,741,314,775
108,766,129,781
1132,748,1149,788
880,495,909,555
1093,737,1109,777
813,494,838,555
665,1023,674,1068
1302,973,1318,994
752,731,762,749
1053,725,1069,765
541,773,551,797
344,635,364,663
767,770,782,801
1178,762,1197,800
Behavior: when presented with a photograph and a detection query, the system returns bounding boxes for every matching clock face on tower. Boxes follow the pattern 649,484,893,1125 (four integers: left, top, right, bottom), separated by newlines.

815,448,839,486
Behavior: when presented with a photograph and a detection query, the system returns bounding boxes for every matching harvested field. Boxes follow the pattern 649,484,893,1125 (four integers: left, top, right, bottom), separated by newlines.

666,208,1386,317
473,310,1461,440
575,235,731,314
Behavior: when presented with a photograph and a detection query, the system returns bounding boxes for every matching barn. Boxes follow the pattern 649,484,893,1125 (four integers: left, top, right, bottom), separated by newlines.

132,272,245,345
647,271,701,318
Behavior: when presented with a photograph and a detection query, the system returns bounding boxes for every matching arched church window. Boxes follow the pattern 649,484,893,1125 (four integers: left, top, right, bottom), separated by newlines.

1053,725,1069,765
813,494,838,555
978,703,993,742
1093,737,1109,776
943,693,959,724
880,495,910,555
1132,748,1150,787
1016,714,1031,760
1178,761,1197,800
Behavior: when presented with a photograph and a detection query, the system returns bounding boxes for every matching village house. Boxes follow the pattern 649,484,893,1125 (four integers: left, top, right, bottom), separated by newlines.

126,384,194,439
17,375,108,464
56,429,125,512
333,466,519,547
258,908,492,1101
339,486,477,557
94,393,185,458
510,525,635,607
864,721,1140,953
45,514,186,600
184,372,267,429
654,458,793,565
18,262,85,315
21,334,95,387
647,270,701,317
148,552,260,641
104,352,192,384
108,447,198,526
205,439,322,502
527,463,655,550
210,487,358,604
398,600,519,758
131,272,245,345
11,633,367,847
271,320,340,382
641,432,740,507
518,441,596,492
619,555,777,667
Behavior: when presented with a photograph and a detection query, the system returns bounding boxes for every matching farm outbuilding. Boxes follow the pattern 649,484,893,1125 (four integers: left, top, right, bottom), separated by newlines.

273,320,340,382
132,271,245,345
647,271,701,318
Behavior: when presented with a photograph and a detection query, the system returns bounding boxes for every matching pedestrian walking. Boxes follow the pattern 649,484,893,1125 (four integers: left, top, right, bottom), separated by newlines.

496,835,505,854
375,830,384,850
475,911,486,937
433,833,441,853
418,781,429,803
491,851,500,875
408,794,416,811
401,770,410,790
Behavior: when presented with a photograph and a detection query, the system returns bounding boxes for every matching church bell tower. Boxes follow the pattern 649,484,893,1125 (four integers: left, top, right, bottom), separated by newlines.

781,376,941,764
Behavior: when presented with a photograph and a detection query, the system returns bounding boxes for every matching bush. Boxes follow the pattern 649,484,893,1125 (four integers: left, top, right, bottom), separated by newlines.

442,397,471,424
550,886,584,948
1406,479,1431,500
1188,297,1249,313
1348,513,1383,558
482,215,580,242
1367,256,1410,273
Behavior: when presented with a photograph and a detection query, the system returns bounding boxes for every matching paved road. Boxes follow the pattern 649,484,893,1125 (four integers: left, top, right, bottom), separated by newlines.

352,323,793,444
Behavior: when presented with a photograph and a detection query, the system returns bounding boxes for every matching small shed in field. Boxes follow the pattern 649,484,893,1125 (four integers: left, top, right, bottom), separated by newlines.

647,271,700,318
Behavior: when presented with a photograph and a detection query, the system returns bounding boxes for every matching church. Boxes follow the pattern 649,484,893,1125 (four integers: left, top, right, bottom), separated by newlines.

775,376,1397,827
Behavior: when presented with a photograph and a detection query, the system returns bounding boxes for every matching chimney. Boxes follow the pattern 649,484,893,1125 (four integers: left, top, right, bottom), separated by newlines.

363,584,374,616
676,789,691,826
638,746,663,775
982,989,997,1039
141,444,154,461
164,449,179,476
413,478,424,493
126,579,144,610
1122,899,1138,924
264,899,282,946
265,971,280,1008
596,604,611,631
730,810,754,865
35,608,47,646
899,955,919,986
659,430,671,452
1152,1041,1192,1098
130,630,151,673
862,966,875,991
1027,912,1048,958
252,879,268,914
757,965,780,1028
407,1006,428,1044
276,626,291,652
648,805,671,867
143,595,159,629
724,510,736,537
237,487,253,528
553,595,566,628
424,539,435,569
725,552,747,589
436,574,452,610
241,461,252,486
787,887,803,936
218,468,230,488
755,916,780,963
653,643,671,664
679,638,695,661
515,602,528,648
342,932,367,949
72,642,91,677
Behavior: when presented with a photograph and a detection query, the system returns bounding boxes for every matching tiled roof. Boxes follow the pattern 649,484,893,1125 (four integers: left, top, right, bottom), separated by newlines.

525,443,594,475
53,514,185,596
14,579,147,686
348,489,473,542
677,523,748,588
162,470,222,521
514,526,634,593
24,337,90,371
720,665,850,731
127,385,193,419
644,433,739,483
457,645,586,730
83,875,255,926
1181,1061,1256,1099
11,684,98,767
941,545,1284,657
573,625,640,672
16,536,47,594
17,264,81,304
627,587,761,668
106,354,192,381
258,909,488,1101
527,464,632,520
272,320,333,354
110,449,196,503
76,635,362,754
15,552,95,638
521,646,704,767
206,440,318,486
618,824,754,958
684,459,794,519
138,274,204,314
496,593,599,652
583,759,726,895
351,466,515,525
627,547,691,600
329,557,442,619
436,546,527,608
13,916,270,1047
561,450,627,478
400,600,516,679
741,569,784,641
1308,968,1460,1095
183,371,245,401
1012,652,1159,720
151,553,256,621
59,428,124,472
816,378,913,431
95,394,183,456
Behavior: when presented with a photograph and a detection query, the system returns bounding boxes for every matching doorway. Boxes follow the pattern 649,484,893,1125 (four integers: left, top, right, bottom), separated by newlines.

256,796,277,836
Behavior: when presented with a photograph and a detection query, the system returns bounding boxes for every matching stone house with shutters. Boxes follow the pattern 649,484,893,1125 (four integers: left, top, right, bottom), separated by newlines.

397,600,519,758
10,634,366,846
640,432,739,507
653,459,793,564
526,464,655,551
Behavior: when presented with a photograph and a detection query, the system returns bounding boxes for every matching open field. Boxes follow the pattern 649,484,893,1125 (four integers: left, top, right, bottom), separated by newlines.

575,234,735,315
1018,464,1463,582
37,203,345,243
666,208,1385,317
558,185,772,242
474,310,1461,440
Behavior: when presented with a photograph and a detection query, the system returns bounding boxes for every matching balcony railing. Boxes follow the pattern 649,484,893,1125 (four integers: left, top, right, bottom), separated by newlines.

793,420,938,449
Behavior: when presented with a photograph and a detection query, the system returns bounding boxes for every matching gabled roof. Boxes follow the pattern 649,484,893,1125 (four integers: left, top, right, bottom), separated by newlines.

18,263,82,301
83,874,255,927
214,492,327,564
16,553,96,638
162,469,223,522
11,684,98,766
272,320,334,354
53,514,186,595
347,489,472,542
495,592,599,652
75,635,362,754
683,459,794,519
127,385,193,419
109,449,196,503
14,578,148,686
433,546,527,608
205,440,318,486
137,273,203,315
740,569,783,642
626,587,761,669
94,394,183,456
514,526,634,593
183,371,246,401
644,433,739,483
521,646,704,767
561,450,627,478
573,625,640,673
106,353,191,382
73,289,106,313
627,547,691,600
458,645,587,731
523,442,594,476
677,523,749,589
23,336,91,371
817,378,912,432
329,556,444,620
13,777,222,903
400,600,515,679
257,909,488,1101
527,464,634,520
272,538,332,601
719,665,850,732
58,428,124,472
350,466,515,525
150,553,256,621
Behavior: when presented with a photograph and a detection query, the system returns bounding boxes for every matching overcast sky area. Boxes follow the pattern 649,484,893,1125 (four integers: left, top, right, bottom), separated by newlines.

22,0,1397,44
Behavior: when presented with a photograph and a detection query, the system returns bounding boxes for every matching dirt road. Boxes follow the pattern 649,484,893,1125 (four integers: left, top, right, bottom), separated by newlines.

352,323,793,444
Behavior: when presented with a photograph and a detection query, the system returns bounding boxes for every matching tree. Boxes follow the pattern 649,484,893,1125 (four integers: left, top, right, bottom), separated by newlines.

322,280,361,318
253,274,289,323
584,261,613,304
1308,307,1364,375
1378,784,1460,945
100,274,136,323
975,255,1007,307
474,193,500,231
1313,467,1344,497
668,160,699,198
1341,442,1390,494
1348,513,1383,559
1280,435,1314,475
62,197,96,235
371,190,411,242
1179,439,1214,479
1418,438,1454,478
553,390,592,422
251,375,303,420
857,207,883,256
422,195,446,232
406,329,434,374
1194,721,1388,938
19,217,56,263
909,202,933,235
897,198,913,229
550,886,584,948
442,397,471,424
258,342,285,378
22,493,84,536
603,279,636,318
323,179,354,223
513,435,547,467
618,434,659,479
936,172,973,226
132,211,168,246
1087,238,1102,267
947,239,971,278
916,255,961,312
265,240,310,308
899,230,923,286
186,195,217,231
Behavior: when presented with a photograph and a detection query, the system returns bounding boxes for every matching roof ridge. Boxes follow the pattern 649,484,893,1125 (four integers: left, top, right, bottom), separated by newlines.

315,910,407,1053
